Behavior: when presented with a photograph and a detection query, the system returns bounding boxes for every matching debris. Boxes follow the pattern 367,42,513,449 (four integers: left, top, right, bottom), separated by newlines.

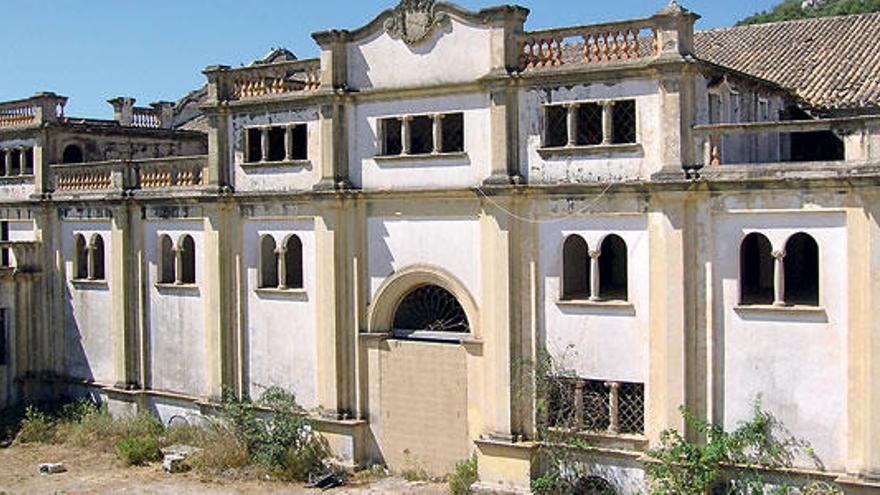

0,440,11,449
160,445,201,458
307,470,344,490
38,463,66,475
162,454,188,474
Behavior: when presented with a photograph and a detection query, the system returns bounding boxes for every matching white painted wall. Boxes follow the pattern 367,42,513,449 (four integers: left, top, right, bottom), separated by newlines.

145,220,206,397
714,211,848,470
347,17,491,90
229,108,321,192
241,219,318,408
521,80,661,183
539,216,650,383
367,216,481,304
61,221,114,384
351,93,491,190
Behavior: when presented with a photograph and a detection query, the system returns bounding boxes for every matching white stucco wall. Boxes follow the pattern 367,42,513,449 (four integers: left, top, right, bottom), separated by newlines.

351,93,491,190
347,17,491,90
367,216,481,304
521,80,661,183
242,219,318,408
145,220,206,397
714,211,848,470
229,108,321,192
540,215,650,383
61,221,114,384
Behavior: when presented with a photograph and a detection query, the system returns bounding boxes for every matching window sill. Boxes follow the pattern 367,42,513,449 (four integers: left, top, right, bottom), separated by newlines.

538,143,641,157
241,159,310,169
254,287,307,297
155,283,199,293
374,151,468,163
71,279,108,290
557,299,635,315
0,175,35,182
734,304,826,316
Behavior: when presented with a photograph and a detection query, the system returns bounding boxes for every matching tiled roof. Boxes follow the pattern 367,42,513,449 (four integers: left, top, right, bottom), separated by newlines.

694,13,880,112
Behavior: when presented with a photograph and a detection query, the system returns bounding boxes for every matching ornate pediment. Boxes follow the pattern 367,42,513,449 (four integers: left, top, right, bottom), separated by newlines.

384,0,449,46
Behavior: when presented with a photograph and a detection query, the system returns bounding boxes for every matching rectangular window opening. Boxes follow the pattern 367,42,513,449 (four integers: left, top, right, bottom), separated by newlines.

0,308,7,366
291,124,308,160
10,151,21,176
441,113,464,153
409,116,434,155
545,105,568,148
267,127,287,162
381,118,403,156
576,103,603,146
612,100,637,144
0,222,8,268
709,94,722,124
246,128,263,163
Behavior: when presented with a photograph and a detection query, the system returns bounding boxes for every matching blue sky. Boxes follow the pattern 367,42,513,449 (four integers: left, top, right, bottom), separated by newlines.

0,0,778,118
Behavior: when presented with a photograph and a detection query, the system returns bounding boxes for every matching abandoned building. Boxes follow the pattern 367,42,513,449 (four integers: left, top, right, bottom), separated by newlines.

1,0,879,492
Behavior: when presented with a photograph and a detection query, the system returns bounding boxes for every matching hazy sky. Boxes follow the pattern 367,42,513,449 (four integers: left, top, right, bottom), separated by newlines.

0,0,778,118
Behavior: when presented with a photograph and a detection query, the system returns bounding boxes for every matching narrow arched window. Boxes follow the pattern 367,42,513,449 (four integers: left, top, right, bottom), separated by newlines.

284,235,303,289
158,235,175,284
180,235,196,284
91,234,105,281
785,233,819,306
74,234,88,280
62,144,84,164
260,235,278,288
562,235,589,300
740,233,773,305
599,234,628,301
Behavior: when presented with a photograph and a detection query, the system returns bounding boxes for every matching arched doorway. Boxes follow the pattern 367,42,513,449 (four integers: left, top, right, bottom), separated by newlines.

364,268,478,477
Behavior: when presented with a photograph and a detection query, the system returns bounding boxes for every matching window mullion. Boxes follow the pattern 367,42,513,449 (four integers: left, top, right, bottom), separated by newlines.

402,117,412,155
285,126,294,161
566,104,578,147
432,114,443,154
260,127,269,163
773,249,786,306
276,247,288,290
602,101,615,145
174,246,183,285
589,249,601,301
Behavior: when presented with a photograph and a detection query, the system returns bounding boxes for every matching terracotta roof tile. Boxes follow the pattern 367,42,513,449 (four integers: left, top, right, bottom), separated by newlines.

694,13,880,112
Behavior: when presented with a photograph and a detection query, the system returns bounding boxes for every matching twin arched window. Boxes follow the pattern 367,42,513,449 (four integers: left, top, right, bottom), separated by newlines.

739,232,819,306
73,233,106,281
158,234,196,285
259,234,303,290
562,234,628,301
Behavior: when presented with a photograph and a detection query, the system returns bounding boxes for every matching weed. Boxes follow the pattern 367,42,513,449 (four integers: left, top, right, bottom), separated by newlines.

16,406,55,444
115,435,162,466
449,456,478,495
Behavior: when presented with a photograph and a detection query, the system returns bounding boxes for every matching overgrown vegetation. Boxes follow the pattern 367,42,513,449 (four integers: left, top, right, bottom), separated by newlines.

738,0,880,26
448,456,478,495
645,401,841,494
8,387,330,483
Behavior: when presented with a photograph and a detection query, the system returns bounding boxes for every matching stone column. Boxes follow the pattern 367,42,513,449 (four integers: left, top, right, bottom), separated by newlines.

601,101,615,145
276,246,288,290
772,250,786,307
86,243,97,281
432,114,444,154
260,128,269,163
402,116,413,155
4,151,11,176
285,126,294,162
608,381,621,434
567,103,579,147
589,249,601,301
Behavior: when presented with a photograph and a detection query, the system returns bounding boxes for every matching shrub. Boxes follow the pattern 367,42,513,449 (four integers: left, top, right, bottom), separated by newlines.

16,406,56,444
449,456,478,495
189,422,250,474
115,435,162,466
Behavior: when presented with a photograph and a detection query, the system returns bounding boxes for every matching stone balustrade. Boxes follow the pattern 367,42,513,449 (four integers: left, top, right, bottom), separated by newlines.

209,59,322,102
131,109,161,128
0,104,37,129
50,156,207,194
518,19,660,70
0,93,67,130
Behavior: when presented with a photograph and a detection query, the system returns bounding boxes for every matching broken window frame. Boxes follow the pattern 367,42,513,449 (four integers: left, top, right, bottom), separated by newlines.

542,99,639,149
243,124,309,164
377,112,466,157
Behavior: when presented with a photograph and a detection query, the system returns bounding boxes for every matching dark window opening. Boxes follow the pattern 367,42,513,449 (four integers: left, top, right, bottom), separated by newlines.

562,235,589,300
441,113,464,153
159,235,175,284
246,128,263,163
267,127,287,162
409,116,434,155
0,152,5,177
1,222,8,268
260,235,278,288
576,103,603,146
740,233,774,305
574,476,618,495
545,105,568,148
91,235,105,281
10,151,20,176
708,94,722,124
75,234,88,280
784,233,819,306
0,308,7,367
22,148,34,175
599,235,628,301
291,124,308,160
612,100,637,144
62,144,84,164
284,235,303,289
783,106,844,162
381,118,403,156
180,235,196,284
392,285,469,335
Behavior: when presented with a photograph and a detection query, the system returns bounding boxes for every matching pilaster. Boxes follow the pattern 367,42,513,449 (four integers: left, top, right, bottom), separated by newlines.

206,109,230,189
110,205,137,388
202,205,236,400
484,85,519,185
315,99,350,191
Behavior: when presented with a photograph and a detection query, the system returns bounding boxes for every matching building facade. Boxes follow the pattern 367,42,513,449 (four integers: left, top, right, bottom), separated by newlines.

1,1,880,492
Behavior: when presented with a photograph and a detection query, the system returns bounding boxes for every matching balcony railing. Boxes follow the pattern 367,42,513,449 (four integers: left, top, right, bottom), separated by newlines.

50,156,208,194
207,59,322,103
0,93,67,130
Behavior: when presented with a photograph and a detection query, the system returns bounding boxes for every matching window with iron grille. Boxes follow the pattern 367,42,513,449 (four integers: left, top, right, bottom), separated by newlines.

409,116,434,155
245,125,308,163
378,113,465,156
290,125,308,160
544,105,568,148
441,113,464,153
246,128,263,163
618,382,645,435
611,100,637,144
0,308,7,366
576,103,603,146
546,377,644,436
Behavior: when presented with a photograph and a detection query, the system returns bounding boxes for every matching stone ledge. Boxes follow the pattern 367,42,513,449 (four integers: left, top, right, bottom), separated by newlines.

537,143,642,158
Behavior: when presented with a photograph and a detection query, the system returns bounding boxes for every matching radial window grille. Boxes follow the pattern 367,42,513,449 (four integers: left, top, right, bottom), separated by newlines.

392,285,469,334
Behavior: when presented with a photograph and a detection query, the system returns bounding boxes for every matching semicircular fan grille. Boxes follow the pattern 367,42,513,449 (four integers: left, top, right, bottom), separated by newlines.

392,285,469,333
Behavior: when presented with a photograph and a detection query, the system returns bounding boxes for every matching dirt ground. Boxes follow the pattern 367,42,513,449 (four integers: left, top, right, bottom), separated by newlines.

0,443,448,494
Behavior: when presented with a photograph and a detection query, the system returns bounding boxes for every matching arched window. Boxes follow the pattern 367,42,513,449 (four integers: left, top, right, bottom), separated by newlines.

393,285,469,336
91,234,105,281
62,144,84,164
562,235,589,300
180,235,196,284
74,234,88,280
740,233,773,305
259,235,278,288
158,235,175,284
784,233,819,306
599,235,628,301
284,235,303,289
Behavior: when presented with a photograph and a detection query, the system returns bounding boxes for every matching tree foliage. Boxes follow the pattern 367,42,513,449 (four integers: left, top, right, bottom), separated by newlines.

738,0,880,26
